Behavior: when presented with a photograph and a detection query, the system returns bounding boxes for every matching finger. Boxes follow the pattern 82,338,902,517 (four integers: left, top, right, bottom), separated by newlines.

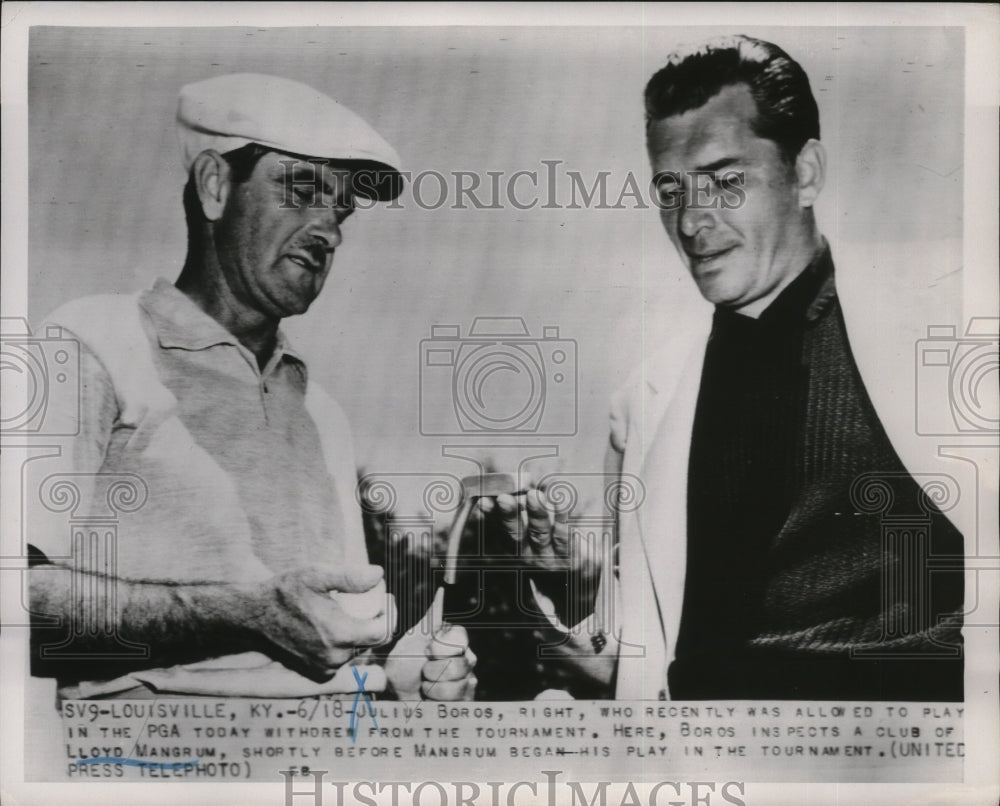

472,497,495,518
550,501,572,557
422,676,476,702
304,564,384,594
329,583,389,620
496,494,524,543
316,645,355,673
353,620,394,648
422,656,473,681
332,609,395,649
525,489,554,551
428,623,470,656
430,586,445,633
551,499,571,525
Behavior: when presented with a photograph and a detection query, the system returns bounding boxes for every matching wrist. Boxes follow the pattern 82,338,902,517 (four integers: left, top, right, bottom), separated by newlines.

182,580,267,652
528,571,599,627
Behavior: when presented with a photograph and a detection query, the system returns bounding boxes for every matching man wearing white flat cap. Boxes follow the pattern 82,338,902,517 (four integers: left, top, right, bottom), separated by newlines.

28,73,474,702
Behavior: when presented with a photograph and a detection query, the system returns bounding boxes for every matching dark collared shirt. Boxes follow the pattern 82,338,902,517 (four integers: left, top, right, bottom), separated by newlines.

677,249,834,660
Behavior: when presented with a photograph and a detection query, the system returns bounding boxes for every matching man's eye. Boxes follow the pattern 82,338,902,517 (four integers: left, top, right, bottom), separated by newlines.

715,171,743,190
657,188,683,208
294,187,317,202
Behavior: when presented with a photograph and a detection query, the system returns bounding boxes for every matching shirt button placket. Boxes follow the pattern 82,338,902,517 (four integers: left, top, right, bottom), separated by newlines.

259,378,270,424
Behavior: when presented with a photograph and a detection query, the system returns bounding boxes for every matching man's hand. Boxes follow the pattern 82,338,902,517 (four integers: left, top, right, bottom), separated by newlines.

420,624,477,701
487,488,603,622
245,564,396,681
491,488,605,574
385,606,477,701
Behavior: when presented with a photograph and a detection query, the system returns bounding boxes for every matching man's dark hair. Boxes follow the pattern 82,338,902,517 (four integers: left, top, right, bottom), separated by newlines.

182,142,271,254
645,35,820,163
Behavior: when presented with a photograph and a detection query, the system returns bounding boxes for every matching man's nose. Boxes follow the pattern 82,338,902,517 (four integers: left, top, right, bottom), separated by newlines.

677,197,716,238
309,210,343,250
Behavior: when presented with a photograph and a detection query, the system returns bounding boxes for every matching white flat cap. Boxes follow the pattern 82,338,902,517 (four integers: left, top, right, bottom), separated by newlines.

177,73,403,200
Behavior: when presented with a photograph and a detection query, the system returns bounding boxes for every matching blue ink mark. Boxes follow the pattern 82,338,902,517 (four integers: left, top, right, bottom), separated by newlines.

348,667,379,744
77,757,198,770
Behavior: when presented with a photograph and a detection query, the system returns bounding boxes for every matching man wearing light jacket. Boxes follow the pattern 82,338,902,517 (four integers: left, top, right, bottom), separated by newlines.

500,36,969,701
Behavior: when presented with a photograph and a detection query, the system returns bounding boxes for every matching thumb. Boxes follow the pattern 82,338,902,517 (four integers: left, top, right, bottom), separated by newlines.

389,603,437,660
430,623,469,657
304,564,384,594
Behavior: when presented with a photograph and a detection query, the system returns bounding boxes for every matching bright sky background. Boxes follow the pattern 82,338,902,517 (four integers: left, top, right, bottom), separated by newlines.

28,25,963,514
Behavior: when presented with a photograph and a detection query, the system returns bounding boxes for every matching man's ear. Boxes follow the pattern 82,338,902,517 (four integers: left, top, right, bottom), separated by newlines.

191,150,231,222
795,139,826,208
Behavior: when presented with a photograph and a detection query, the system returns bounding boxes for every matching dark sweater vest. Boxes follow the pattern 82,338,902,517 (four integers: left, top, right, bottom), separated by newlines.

671,248,964,700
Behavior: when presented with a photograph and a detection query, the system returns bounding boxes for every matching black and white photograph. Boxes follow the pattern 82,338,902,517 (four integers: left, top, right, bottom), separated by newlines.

1,3,997,805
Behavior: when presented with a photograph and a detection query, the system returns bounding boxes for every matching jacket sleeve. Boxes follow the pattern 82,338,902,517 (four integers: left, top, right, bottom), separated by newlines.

524,386,633,695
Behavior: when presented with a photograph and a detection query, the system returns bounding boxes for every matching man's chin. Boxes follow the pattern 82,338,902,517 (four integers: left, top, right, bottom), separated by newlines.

692,275,742,308
275,280,325,316
282,297,318,317
266,290,319,318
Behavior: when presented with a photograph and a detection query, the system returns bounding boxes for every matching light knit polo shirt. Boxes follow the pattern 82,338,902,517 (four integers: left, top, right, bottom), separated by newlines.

33,279,381,697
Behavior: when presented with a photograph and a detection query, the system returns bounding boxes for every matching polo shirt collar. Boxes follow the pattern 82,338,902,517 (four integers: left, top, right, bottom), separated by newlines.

139,278,305,365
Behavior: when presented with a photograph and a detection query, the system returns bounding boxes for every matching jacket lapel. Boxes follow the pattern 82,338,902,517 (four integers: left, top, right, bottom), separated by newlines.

636,332,709,682
613,318,710,698
836,240,978,539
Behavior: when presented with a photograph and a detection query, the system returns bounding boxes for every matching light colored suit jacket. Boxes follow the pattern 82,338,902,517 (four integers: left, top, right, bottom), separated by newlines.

603,240,986,699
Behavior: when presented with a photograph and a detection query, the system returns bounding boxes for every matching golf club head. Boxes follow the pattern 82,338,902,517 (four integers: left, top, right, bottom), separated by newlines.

440,472,531,620
460,471,529,500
